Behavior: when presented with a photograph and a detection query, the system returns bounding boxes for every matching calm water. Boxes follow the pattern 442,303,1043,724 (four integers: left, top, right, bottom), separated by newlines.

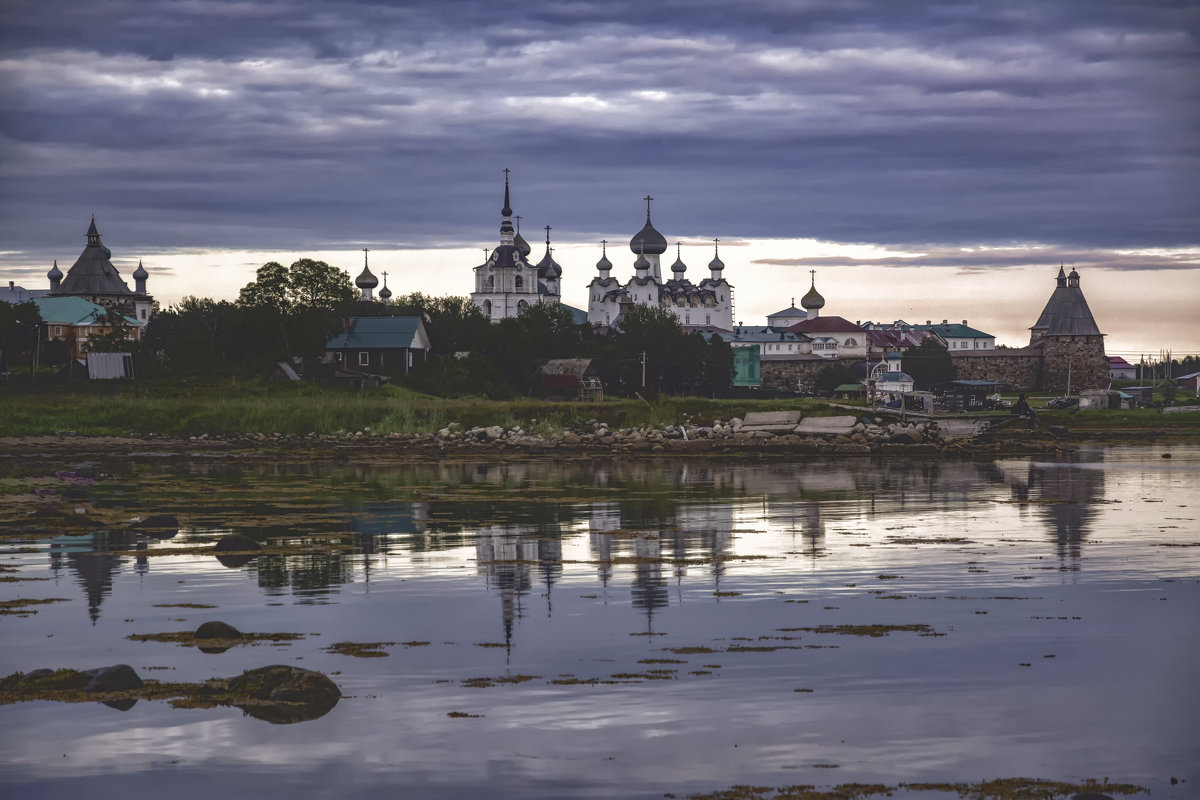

1,445,1198,799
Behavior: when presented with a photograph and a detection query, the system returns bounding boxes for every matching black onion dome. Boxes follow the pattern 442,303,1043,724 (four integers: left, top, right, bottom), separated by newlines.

378,284,392,300
708,251,725,271
671,243,686,273
634,250,650,273
355,264,378,289
801,282,825,310
536,249,562,279
132,260,148,281
596,250,612,271
630,217,668,256
48,260,63,281
514,230,531,259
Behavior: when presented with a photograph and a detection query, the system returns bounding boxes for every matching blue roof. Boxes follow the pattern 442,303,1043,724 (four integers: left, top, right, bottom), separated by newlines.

32,296,137,326
561,303,588,325
951,379,1004,387
913,323,994,338
878,371,914,382
719,326,808,344
326,316,425,350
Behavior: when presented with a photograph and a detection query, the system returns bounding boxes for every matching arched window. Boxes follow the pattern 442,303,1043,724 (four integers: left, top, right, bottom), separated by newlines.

844,338,857,346
515,275,523,290
482,300,492,317
517,299,529,313
487,275,494,290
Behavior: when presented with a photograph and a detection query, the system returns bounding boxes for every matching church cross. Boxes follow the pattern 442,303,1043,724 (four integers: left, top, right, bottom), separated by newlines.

644,195,653,217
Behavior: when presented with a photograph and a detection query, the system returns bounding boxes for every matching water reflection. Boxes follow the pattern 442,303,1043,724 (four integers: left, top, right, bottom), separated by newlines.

22,453,1127,622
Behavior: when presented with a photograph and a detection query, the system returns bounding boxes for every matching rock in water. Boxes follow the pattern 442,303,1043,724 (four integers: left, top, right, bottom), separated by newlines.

132,514,180,530
83,664,143,693
226,665,341,724
194,621,242,640
214,533,260,552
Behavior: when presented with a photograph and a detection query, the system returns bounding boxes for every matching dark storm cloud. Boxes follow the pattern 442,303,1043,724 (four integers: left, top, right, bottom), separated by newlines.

0,0,1196,266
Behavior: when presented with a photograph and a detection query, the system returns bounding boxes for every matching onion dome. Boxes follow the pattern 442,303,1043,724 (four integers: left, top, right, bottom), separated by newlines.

634,245,650,276
670,242,687,275
708,240,725,272
132,260,148,281
355,264,378,289
47,259,63,282
514,217,532,259
378,274,392,301
535,226,562,279
801,273,825,311
629,196,667,256
596,240,612,273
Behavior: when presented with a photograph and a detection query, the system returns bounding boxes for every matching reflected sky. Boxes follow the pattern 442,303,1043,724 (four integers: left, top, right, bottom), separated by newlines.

2,446,1198,798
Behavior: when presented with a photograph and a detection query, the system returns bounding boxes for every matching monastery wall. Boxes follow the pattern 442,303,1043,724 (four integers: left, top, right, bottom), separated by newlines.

950,350,1041,390
761,358,848,392
1038,335,1108,392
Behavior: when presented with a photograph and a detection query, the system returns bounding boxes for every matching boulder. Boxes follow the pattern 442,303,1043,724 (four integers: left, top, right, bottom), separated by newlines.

195,621,243,640
132,514,180,530
83,664,143,693
794,416,857,436
740,411,803,433
226,665,341,725
214,533,260,552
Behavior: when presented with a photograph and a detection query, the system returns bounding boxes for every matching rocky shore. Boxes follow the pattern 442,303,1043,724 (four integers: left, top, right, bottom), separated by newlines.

155,411,1075,457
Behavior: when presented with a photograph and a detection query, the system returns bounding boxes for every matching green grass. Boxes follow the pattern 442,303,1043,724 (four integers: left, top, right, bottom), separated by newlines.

3,375,1195,438
0,377,834,437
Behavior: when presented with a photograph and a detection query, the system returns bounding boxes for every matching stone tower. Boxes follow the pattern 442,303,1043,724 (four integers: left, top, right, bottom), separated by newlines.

1030,267,1107,392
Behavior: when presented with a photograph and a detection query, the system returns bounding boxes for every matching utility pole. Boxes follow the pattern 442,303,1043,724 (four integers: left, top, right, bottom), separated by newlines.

641,350,647,388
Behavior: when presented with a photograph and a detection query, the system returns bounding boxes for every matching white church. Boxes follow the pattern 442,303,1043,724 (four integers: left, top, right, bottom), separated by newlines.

586,197,735,331
468,176,735,330
470,172,562,322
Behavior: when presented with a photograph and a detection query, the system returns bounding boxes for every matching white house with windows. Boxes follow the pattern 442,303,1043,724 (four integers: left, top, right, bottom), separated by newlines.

784,315,868,358
912,320,996,351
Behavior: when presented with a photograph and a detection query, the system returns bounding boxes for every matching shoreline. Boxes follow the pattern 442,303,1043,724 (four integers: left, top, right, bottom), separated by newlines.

1,425,1193,463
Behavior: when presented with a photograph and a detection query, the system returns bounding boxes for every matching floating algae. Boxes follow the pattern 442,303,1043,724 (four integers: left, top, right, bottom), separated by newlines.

323,641,395,658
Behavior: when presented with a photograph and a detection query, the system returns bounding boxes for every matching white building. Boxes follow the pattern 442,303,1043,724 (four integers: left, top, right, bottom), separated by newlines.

470,175,561,322
586,200,734,331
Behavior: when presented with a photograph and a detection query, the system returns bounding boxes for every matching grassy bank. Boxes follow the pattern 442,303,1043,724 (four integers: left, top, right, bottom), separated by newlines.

0,377,828,437
3,376,1197,439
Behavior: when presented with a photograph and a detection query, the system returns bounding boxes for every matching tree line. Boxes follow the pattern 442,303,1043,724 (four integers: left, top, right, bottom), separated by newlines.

140,258,734,398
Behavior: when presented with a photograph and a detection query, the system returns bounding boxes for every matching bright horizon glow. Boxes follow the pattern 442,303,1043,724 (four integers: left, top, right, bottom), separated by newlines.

5,235,1194,359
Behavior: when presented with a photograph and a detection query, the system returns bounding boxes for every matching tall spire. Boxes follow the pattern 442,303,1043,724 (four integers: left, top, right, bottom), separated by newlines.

499,169,515,245
86,216,100,247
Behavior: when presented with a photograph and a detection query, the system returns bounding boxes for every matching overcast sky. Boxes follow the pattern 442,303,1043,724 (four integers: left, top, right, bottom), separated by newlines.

1,0,1197,356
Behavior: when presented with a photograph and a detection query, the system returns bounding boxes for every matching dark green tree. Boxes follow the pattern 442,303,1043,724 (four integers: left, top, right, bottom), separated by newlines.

814,362,859,395
83,309,138,353
0,300,42,375
902,338,956,390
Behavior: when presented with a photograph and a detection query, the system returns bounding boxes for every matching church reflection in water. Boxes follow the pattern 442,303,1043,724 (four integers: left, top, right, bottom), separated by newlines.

38,455,1107,625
